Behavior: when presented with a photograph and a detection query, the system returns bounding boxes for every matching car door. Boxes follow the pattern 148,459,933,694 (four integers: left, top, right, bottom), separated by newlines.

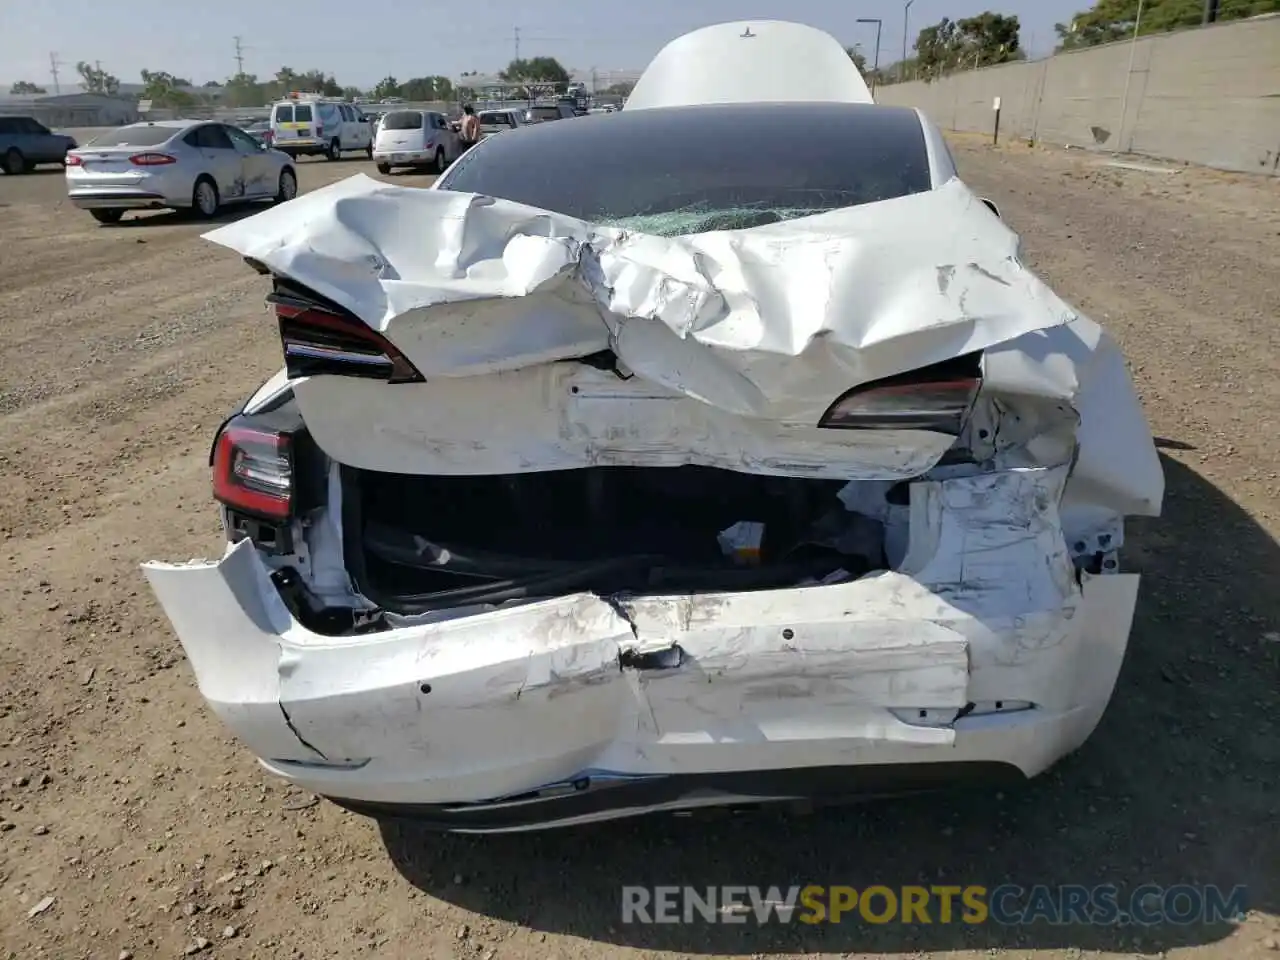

352,107,371,148
189,124,245,201
226,124,274,197
336,104,353,148
20,118,57,162
434,113,459,160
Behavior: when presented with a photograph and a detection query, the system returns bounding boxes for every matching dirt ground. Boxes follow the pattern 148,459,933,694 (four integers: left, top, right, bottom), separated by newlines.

0,141,1277,960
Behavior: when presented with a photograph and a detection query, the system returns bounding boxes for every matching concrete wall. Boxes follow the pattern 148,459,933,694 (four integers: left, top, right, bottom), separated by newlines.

876,16,1280,176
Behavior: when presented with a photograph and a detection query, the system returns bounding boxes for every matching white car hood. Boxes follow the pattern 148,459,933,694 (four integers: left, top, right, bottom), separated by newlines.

204,173,1078,423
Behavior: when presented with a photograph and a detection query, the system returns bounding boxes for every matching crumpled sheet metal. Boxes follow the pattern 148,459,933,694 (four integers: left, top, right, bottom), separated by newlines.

204,173,1081,422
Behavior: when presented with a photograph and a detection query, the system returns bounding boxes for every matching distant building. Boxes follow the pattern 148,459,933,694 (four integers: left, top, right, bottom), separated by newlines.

0,92,139,127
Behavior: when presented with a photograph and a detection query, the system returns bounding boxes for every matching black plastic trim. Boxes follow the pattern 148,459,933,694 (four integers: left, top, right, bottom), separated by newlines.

328,761,1026,831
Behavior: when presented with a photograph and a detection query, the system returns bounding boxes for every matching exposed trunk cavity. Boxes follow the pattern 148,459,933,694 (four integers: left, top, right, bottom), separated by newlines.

341,465,894,615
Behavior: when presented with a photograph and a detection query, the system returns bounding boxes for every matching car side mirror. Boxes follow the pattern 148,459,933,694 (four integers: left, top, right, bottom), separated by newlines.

980,197,1001,219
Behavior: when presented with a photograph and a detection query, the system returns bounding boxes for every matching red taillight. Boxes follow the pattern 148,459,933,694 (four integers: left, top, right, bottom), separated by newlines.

269,288,425,384
65,154,83,166
818,357,982,435
130,153,177,166
212,424,293,520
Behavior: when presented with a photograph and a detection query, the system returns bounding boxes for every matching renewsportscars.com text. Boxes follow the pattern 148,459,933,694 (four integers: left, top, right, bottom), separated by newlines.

621,884,1248,926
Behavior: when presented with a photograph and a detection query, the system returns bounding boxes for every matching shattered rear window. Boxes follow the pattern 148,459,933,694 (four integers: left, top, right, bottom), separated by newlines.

438,102,934,235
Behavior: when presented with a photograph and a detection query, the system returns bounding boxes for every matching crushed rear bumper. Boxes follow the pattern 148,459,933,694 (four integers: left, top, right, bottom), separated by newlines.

143,465,1142,831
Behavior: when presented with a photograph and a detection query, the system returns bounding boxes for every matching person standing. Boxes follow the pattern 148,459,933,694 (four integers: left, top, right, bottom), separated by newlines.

458,104,481,151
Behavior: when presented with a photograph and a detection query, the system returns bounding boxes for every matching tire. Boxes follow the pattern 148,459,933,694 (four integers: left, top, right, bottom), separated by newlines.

275,167,297,204
2,148,26,175
376,162,390,175
433,149,446,174
326,139,341,161
89,209,124,225
365,143,374,159
191,177,220,219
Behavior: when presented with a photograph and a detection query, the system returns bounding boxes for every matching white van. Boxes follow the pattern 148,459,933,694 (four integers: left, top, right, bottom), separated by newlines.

373,109,459,174
269,95,372,161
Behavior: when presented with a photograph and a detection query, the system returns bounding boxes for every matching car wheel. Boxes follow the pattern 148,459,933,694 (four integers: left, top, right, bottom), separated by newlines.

2,148,26,175
89,209,124,225
191,177,220,219
327,139,341,161
365,143,373,159
376,162,390,175
275,168,297,204
434,149,446,174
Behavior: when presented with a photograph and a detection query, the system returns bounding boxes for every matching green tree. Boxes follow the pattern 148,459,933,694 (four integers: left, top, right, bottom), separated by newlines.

846,46,868,72
498,56,571,85
76,61,120,95
1055,0,1279,49
602,80,635,96
373,76,401,99
341,85,365,101
915,13,1021,76
9,80,47,95
297,69,342,96
399,76,454,100
224,72,265,107
139,69,195,108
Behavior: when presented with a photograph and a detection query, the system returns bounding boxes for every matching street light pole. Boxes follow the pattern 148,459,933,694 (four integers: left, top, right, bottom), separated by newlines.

901,0,915,83
856,17,883,94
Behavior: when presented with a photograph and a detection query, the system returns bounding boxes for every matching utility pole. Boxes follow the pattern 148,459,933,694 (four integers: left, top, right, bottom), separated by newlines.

901,0,915,83
233,36,245,75
49,51,63,94
1202,0,1220,23
856,18,882,94
514,26,521,62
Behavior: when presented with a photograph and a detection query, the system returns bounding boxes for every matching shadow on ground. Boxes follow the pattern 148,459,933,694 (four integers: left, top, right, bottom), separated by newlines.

378,453,1278,954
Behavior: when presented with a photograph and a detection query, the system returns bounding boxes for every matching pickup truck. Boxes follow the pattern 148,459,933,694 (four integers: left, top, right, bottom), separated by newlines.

0,115,78,174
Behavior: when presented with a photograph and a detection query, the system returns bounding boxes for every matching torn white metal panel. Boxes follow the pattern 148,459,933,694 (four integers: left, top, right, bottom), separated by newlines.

983,318,1164,518
624,21,874,110
293,363,955,480
204,175,1077,425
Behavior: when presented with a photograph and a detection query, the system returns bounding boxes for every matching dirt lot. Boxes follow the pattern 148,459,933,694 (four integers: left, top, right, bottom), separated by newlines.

0,142,1277,960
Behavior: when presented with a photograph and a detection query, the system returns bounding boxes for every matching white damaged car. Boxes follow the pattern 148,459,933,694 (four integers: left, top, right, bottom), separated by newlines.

143,21,1163,832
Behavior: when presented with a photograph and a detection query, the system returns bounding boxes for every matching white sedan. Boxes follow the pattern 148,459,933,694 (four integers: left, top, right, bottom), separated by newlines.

143,21,1163,832
66,119,297,224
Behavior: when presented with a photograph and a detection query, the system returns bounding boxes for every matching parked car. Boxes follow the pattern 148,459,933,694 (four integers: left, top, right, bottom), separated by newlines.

269,96,372,161
0,115,77,174
65,120,297,224
475,108,527,139
372,109,459,174
240,120,274,147
523,102,577,123
144,20,1163,833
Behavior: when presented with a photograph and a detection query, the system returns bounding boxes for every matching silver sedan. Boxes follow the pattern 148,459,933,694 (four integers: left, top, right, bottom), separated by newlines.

65,120,298,225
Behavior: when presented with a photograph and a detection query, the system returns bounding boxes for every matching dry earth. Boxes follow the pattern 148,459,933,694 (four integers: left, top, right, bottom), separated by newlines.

0,140,1278,960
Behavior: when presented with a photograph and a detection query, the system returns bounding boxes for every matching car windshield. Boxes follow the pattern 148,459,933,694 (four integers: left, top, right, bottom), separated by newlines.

439,103,933,236
381,111,424,130
478,112,513,127
527,107,562,121
86,125,178,147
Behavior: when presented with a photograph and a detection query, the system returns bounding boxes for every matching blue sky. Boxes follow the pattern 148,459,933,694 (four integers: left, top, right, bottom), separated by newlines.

3,0,1086,90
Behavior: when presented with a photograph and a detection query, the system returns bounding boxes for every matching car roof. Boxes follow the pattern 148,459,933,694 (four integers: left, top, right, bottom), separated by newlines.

480,101,925,151
122,119,201,130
